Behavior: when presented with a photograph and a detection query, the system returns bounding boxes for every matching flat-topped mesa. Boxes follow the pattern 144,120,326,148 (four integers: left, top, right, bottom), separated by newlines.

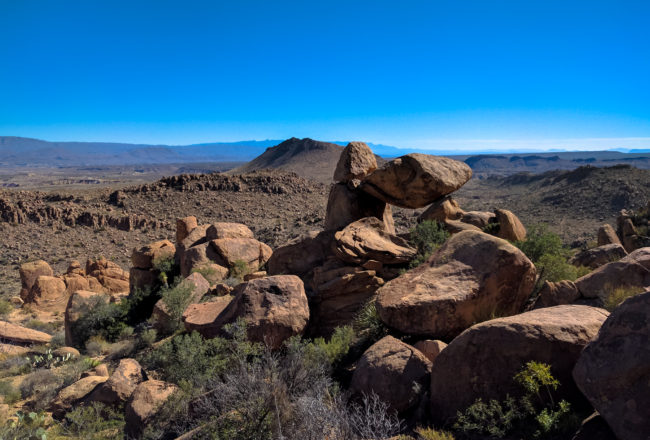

359,153,473,209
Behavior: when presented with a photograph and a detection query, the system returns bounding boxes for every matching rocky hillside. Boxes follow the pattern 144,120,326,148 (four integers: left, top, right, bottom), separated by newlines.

232,137,386,183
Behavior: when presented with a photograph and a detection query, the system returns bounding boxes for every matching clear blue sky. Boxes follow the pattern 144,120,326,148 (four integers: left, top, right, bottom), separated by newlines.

1,0,649,151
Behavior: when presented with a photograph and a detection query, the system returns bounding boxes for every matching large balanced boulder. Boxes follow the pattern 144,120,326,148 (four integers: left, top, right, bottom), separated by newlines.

19,260,53,300
570,243,627,269
324,182,395,233
333,142,377,182
333,217,415,265
360,154,472,209
573,290,650,440
125,380,178,437
350,336,432,413
88,358,145,405
208,275,309,348
429,305,609,423
377,230,536,339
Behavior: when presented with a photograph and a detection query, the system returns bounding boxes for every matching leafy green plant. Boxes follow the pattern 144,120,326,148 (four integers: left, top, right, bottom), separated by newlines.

0,411,50,440
229,259,251,281
305,326,355,367
515,224,567,263
409,220,450,268
61,402,125,439
0,298,13,316
353,300,388,343
455,361,579,439
26,348,72,369
603,285,645,312
157,282,194,334
482,221,500,235
0,380,22,404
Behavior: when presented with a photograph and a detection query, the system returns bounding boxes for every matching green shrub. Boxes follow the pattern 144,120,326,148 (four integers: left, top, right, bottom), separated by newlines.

536,253,578,284
482,221,500,235
0,298,13,316
229,259,251,281
353,300,388,344
0,411,50,440
26,348,73,369
603,285,645,312
454,361,579,439
0,380,21,404
24,319,60,334
409,220,450,268
61,401,125,439
157,282,194,334
415,427,456,440
515,224,567,263
70,299,129,349
306,326,355,367
19,369,63,409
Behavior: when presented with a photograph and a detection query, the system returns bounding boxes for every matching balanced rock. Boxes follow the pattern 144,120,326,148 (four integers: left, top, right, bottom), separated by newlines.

125,380,178,437
131,240,176,270
570,243,627,269
350,336,432,413
324,182,395,233
19,260,53,300
88,358,144,405
377,230,536,339
333,142,377,182
360,154,472,209
573,290,650,440
597,224,621,247
209,275,309,348
182,296,233,335
333,217,416,265
206,222,254,240
0,321,51,345
430,305,609,423
176,216,198,243
494,209,526,241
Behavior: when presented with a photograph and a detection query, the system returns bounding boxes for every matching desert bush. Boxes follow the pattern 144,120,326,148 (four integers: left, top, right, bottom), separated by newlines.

0,380,21,404
535,253,578,284
152,255,177,286
409,220,449,268
603,285,645,312
415,427,456,440
50,330,66,349
70,298,129,349
304,326,355,368
61,401,125,439
229,259,250,281
482,221,500,235
0,355,31,378
515,225,567,263
353,300,388,344
0,298,13,316
26,348,73,369
157,281,194,334
24,319,60,334
454,361,579,439
20,369,63,409
0,411,50,440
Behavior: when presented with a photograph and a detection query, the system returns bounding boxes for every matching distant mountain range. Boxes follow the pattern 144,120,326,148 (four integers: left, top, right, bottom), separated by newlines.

1,136,649,179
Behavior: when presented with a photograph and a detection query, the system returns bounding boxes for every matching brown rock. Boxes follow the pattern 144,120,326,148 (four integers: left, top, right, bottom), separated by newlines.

182,296,233,334
324,182,395,233
209,275,309,348
0,321,51,345
50,375,108,418
442,219,481,234
350,336,432,413
19,260,53,300
460,211,496,229
152,273,210,331
25,275,68,312
430,305,609,423
597,224,621,247
66,260,85,275
178,224,210,251
360,153,472,209
573,290,650,440
333,217,416,265
533,280,581,309
131,240,176,270
244,271,266,281
333,141,378,182
413,339,447,364
209,237,272,272
418,196,464,223
65,290,110,347
176,216,198,244
53,346,80,358
267,231,333,278
377,230,536,339
570,244,627,269
88,358,144,405
179,242,221,278
206,222,254,240
62,274,91,295
125,380,178,437
494,209,526,241
212,282,233,296
617,215,639,252
192,263,229,284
